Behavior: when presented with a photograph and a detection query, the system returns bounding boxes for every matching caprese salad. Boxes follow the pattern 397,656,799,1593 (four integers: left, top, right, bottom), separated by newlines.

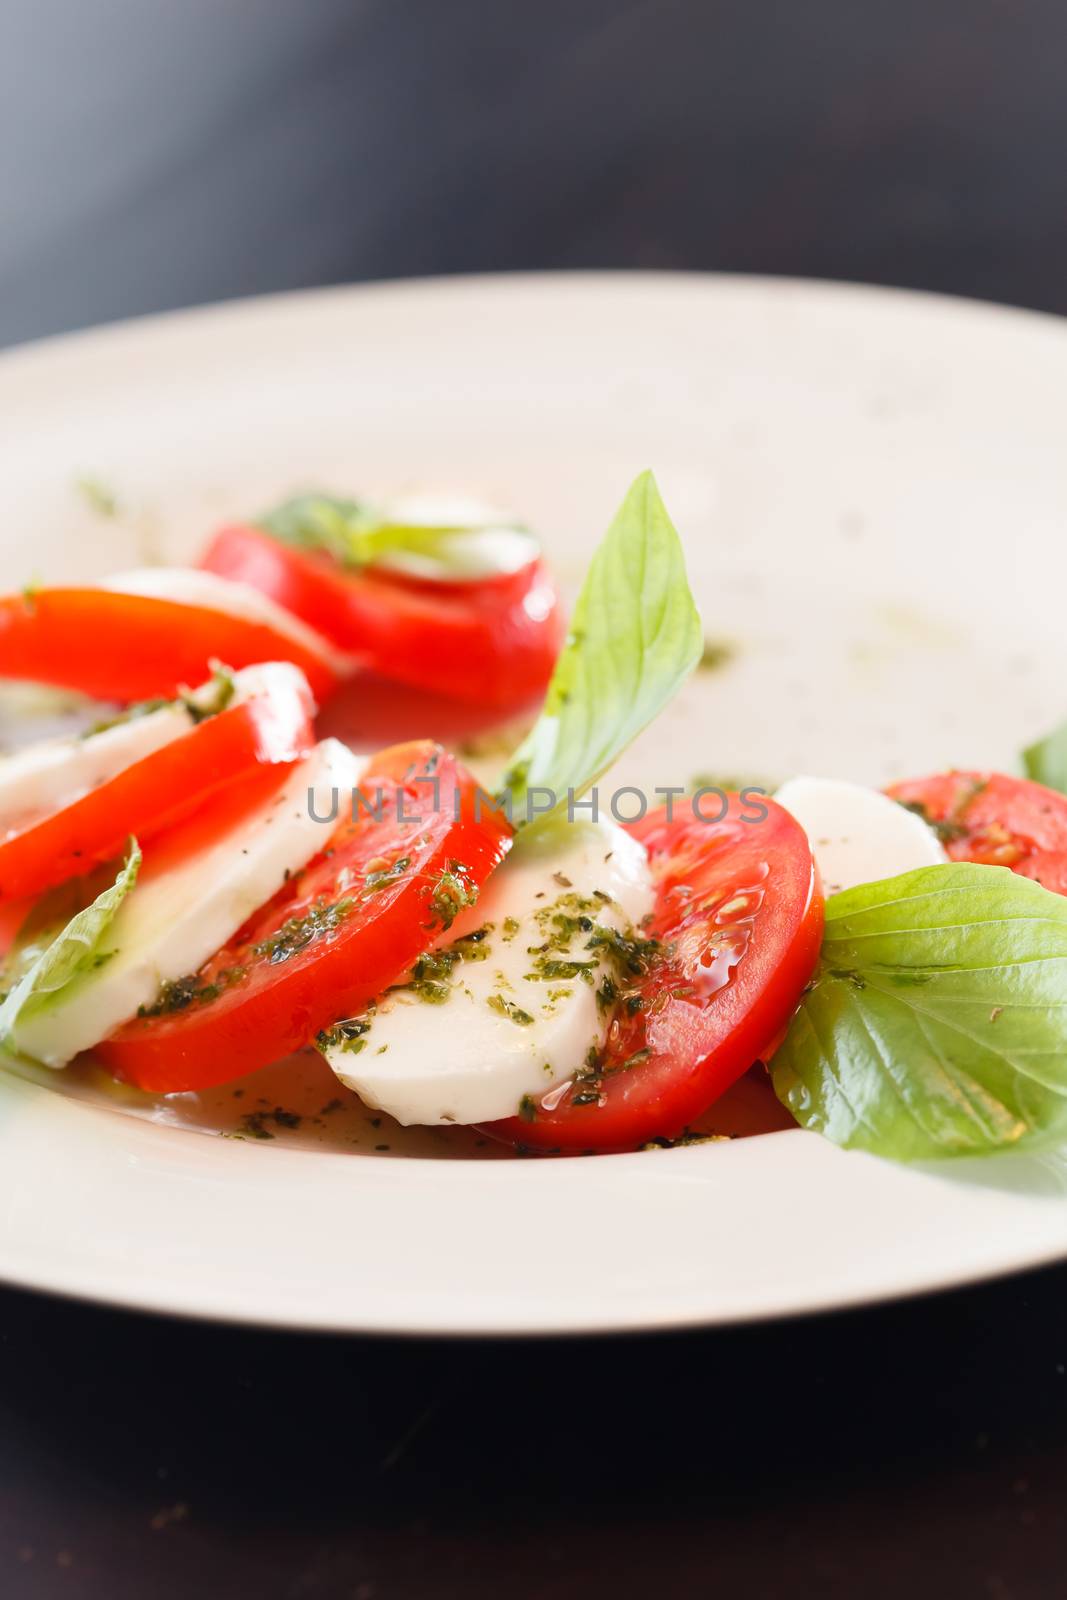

2,471,1067,1163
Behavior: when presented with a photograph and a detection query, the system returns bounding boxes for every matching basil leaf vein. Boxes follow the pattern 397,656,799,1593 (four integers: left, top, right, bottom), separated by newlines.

771,861,1067,1160
501,470,702,829
0,840,141,1053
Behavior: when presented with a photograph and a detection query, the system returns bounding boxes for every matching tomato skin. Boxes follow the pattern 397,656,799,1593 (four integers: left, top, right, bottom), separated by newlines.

97,741,512,1093
0,588,339,703
485,796,824,1153
886,771,1067,895
201,524,564,709
0,676,315,903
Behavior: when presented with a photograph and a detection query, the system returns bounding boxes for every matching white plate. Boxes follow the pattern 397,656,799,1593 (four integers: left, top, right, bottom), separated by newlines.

2,272,1067,1335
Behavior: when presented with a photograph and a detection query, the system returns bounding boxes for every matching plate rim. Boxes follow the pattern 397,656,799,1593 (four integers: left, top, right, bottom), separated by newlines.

3,267,1067,1335
5,265,1067,375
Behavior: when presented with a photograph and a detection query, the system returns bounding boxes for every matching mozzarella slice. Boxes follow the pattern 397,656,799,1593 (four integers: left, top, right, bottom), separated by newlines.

0,662,311,839
102,567,355,678
374,493,539,582
319,817,655,1127
10,738,364,1068
774,775,946,896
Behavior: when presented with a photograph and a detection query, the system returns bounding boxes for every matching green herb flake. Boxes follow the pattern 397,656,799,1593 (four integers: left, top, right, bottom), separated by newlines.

399,948,460,1004
316,1017,372,1053
488,994,535,1027
76,475,120,518
427,859,478,930
613,1046,652,1074
525,957,597,983
894,797,969,845
584,923,665,979
82,696,173,740
253,897,354,964
362,856,412,895
641,1128,728,1150
596,974,618,1013
236,1120,274,1142
138,964,246,1019
698,638,735,672
450,925,492,961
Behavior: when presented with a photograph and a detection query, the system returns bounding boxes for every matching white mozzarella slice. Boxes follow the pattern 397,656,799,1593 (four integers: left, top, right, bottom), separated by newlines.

101,567,355,677
0,661,311,838
319,817,655,1127
374,493,538,582
774,775,946,896
10,738,365,1068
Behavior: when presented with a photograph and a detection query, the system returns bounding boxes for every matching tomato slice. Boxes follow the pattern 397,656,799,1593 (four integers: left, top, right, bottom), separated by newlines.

0,587,340,703
0,670,315,902
200,524,564,709
97,741,512,1092
485,796,824,1152
886,770,1067,895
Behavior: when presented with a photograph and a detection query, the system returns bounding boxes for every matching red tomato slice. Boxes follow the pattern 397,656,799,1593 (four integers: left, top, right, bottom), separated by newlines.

0,587,339,703
485,796,824,1153
200,523,564,709
886,771,1067,895
97,741,512,1092
0,672,315,902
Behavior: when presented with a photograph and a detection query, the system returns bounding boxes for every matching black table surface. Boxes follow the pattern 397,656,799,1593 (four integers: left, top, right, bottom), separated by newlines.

4,3,1067,1595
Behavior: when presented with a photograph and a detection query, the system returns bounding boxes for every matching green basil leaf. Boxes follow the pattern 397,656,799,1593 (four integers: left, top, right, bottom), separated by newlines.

259,494,374,565
0,841,141,1050
1022,721,1067,794
501,471,702,828
771,861,1067,1160
180,661,237,724
83,661,236,739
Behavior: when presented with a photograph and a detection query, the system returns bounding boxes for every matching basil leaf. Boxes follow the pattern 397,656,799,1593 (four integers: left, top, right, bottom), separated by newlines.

0,841,141,1052
259,495,373,565
1022,721,1067,794
259,493,534,578
180,661,237,725
83,661,236,739
502,471,702,828
771,861,1067,1160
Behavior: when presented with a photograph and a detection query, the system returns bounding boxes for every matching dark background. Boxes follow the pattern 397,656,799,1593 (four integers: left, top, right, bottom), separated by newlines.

4,2,1067,1595
6,0,1067,349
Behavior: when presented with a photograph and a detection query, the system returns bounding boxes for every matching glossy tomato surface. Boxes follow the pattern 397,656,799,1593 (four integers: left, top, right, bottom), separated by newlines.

201,524,563,709
487,795,824,1153
0,587,339,702
0,670,315,902
98,741,512,1092
887,771,1067,896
